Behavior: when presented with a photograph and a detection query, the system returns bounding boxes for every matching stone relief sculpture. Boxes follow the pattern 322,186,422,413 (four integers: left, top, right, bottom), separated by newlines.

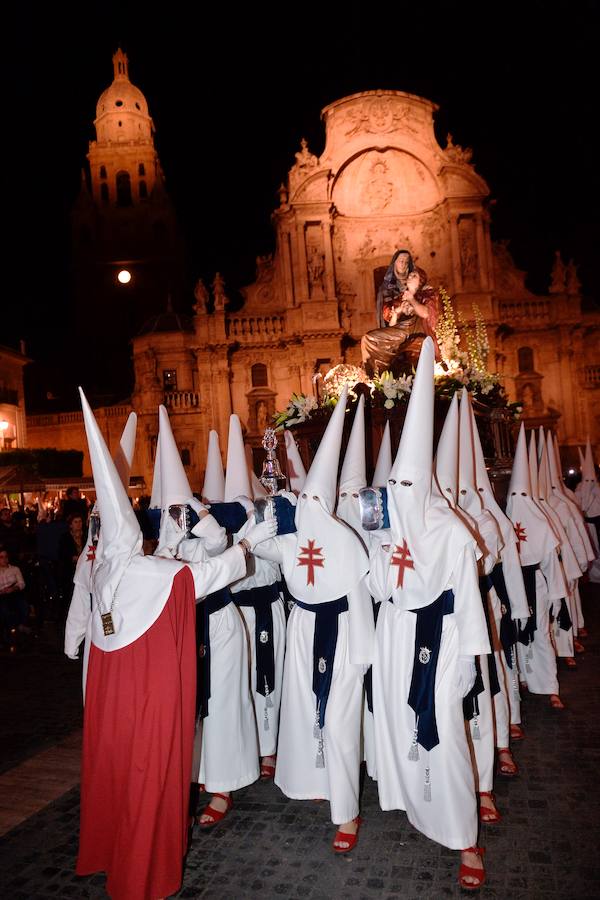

549,250,567,293
444,133,474,166
458,216,479,287
212,272,228,310
565,259,581,296
193,278,209,313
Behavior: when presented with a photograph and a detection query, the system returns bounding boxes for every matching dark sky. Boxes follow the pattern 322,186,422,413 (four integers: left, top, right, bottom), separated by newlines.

4,1,599,402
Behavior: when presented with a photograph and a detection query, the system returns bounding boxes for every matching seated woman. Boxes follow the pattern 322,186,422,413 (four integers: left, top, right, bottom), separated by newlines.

361,250,440,377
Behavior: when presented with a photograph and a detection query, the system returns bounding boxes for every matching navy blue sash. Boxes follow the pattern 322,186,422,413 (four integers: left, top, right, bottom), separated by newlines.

463,656,485,722
294,596,349,730
196,588,233,719
364,598,382,714
477,574,501,698
406,589,455,752
557,597,572,632
233,582,280,696
489,562,517,668
277,577,295,617
517,564,539,647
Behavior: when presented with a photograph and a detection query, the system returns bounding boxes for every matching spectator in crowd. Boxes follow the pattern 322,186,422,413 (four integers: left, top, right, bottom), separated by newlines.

61,488,88,524
0,507,20,557
58,514,85,617
0,547,30,641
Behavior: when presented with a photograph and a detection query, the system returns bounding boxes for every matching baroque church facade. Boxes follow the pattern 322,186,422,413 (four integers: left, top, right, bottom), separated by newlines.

27,53,600,493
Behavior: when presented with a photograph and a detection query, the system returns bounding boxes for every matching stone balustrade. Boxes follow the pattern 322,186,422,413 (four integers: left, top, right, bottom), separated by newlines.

583,365,600,387
498,299,551,322
163,391,201,409
27,405,131,427
227,315,285,341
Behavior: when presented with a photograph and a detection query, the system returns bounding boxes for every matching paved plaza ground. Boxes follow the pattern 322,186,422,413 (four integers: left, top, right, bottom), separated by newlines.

0,585,599,899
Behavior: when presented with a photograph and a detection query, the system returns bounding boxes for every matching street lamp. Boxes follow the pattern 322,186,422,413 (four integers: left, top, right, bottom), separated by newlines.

117,269,132,284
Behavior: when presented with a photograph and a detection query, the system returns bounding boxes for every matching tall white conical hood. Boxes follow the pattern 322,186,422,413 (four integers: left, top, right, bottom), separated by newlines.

284,385,370,605
284,430,307,494
583,439,597,482
578,438,600,518
458,388,483,517
537,429,582,580
224,415,252,502
385,338,475,609
299,385,349,516
245,443,269,499
372,421,392,487
150,441,162,508
433,392,459,508
578,445,586,472
158,405,193,507
546,428,595,563
506,423,558,565
552,433,582,506
79,387,142,614
202,430,225,502
337,395,366,533
113,412,137,489
339,395,366,492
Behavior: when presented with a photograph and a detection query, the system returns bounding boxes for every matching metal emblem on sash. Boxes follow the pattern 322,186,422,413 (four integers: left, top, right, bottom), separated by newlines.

528,606,533,616
418,646,431,665
199,644,206,658
101,612,115,636
318,656,327,674
501,603,507,616
259,630,269,644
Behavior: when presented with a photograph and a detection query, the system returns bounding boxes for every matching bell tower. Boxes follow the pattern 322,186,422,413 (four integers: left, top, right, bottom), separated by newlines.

72,49,185,399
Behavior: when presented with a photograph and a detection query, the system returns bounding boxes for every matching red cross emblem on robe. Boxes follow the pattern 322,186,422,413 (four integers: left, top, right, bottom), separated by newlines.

514,522,527,550
86,544,96,562
297,539,324,586
391,539,414,589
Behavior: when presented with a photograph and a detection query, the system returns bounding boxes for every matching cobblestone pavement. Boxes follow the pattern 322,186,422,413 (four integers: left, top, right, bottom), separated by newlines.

0,585,599,899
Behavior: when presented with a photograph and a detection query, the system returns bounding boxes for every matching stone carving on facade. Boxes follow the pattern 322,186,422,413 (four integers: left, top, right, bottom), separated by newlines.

339,298,353,332
566,259,581,296
293,138,318,171
212,272,228,310
361,159,394,212
343,96,420,138
307,243,325,295
278,183,289,207
458,216,479,288
193,278,209,313
549,250,567,293
358,232,377,259
493,241,535,298
444,133,474,166
256,254,275,283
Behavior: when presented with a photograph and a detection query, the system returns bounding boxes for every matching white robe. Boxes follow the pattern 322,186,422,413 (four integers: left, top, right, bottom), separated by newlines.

369,542,489,850
516,557,562,696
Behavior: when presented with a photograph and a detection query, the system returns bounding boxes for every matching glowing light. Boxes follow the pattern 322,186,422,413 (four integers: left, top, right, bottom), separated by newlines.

117,269,132,284
0,420,9,431
568,468,575,475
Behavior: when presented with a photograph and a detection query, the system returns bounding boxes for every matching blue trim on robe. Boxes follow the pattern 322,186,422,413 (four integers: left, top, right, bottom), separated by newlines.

196,588,233,719
294,596,349,730
233,582,280,695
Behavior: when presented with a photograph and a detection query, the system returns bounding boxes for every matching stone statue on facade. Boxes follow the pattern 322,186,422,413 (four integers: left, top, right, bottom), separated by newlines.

444,133,473,165
549,250,567,293
566,259,582,296
193,278,209,313
212,272,228,311
294,137,318,170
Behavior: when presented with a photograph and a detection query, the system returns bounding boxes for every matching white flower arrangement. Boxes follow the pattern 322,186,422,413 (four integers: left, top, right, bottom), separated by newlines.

273,393,319,428
375,371,414,409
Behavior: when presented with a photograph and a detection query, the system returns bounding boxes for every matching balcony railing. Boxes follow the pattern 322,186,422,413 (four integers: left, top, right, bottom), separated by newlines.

583,365,600,388
227,315,285,341
163,391,201,409
498,300,551,323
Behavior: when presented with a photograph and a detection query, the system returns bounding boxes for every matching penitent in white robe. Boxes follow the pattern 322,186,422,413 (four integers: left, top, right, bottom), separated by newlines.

516,552,564,696
369,542,490,850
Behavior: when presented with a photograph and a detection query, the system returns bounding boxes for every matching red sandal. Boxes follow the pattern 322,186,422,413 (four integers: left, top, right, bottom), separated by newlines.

578,627,588,638
478,791,502,823
332,816,362,853
196,792,233,829
550,693,565,709
565,656,577,670
497,747,518,776
574,639,585,654
260,756,276,780
458,846,486,890
510,723,525,741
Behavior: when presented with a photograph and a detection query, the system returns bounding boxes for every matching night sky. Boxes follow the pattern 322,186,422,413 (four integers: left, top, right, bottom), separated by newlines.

5,1,599,408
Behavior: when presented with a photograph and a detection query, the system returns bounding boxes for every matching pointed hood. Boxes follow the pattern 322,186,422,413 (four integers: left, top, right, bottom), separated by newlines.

79,388,143,639
282,386,369,604
224,415,252,502
372,421,392,487
337,394,366,533
552,433,583,506
546,429,595,563
578,438,600,517
158,405,193,507
458,388,483,517
245,443,269,499
113,412,137,489
150,441,162,508
202,430,225,503
284,429,307,494
506,423,558,564
433,392,459,508
537,430,582,581
528,430,540,499
385,338,475,609
578,445,586,472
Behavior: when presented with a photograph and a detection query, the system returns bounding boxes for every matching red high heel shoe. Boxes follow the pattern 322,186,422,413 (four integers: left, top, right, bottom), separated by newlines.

458,847,486,890
332,816,362,853
196,792,233,829
478,791,502,823
260,756,276,780
497,747,518,776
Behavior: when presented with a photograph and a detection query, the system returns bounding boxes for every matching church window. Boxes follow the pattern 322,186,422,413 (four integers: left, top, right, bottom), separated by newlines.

139,180,148,199
100,165,107,180
181,449,191,467
116,171,132,207
163,369,178,392
100,183,109,205
115,99,123,107
251,363,268,387
518,347,535,373
118,121,122,127
135,102,141,110
138,163,145,176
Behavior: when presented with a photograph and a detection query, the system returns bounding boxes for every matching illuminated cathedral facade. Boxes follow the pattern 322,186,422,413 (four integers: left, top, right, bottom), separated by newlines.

27,53,600,491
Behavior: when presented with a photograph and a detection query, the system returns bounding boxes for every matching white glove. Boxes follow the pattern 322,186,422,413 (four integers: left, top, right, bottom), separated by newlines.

189,497,208,517
244,517,277,550
276,489,297,506
456,655,477,698
234,495,255,516
517,617,530,632
161,514,186,556
178,538,208,564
